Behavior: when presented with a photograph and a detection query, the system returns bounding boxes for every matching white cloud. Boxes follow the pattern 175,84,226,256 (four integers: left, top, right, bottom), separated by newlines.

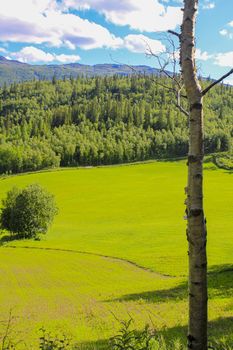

196,48,212,61
220,29,228,36
214,51,233,67
0,0,123,50
219,28,233,39
9,35,166,64
202,2,215,10
194,46,233,69
54,53,81,63
124,35,165,54
224,77,233,86
194,46,233,68
219,20,233,39
12,47,54,63
64,0,182,32
0,0,181,57
0,47,7,54
10,46,80,63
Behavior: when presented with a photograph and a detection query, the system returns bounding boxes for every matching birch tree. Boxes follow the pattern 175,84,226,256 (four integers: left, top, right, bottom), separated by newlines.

114,2,232,347
166,1,233,349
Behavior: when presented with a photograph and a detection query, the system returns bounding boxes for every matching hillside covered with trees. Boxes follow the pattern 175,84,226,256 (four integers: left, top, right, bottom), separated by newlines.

0,56,159,86
0,75,232,174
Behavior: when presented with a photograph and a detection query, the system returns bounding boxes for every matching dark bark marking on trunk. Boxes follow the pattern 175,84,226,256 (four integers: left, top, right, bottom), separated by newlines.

189,208,203,217
190,102,202,111
191,281,202,286
187,155,202,164
194,173,202,180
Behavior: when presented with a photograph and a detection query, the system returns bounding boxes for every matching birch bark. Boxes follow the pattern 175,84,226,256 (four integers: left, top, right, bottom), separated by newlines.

180,1,208,349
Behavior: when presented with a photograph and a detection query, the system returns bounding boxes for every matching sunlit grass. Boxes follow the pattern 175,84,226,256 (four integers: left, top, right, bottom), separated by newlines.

0,161,232,348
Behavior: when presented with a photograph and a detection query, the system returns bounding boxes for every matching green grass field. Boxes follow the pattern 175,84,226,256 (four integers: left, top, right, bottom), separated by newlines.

0,161,232,348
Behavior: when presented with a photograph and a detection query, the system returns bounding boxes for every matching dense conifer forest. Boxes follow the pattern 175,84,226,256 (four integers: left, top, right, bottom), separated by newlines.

0,75,232,174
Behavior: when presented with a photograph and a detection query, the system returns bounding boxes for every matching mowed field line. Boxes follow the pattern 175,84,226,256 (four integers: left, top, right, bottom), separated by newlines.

0,160,232,276
0,246,232,348
0,161,232,347
2,245,173,277
3,245,231,277
0,246,187,347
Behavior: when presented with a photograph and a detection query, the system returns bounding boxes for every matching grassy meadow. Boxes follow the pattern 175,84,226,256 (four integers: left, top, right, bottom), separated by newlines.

0,160,232,348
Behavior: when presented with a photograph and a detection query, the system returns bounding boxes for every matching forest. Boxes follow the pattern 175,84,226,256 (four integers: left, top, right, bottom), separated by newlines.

0,74,232,174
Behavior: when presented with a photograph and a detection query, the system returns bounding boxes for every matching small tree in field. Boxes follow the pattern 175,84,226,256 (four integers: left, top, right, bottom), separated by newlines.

0,184,58,239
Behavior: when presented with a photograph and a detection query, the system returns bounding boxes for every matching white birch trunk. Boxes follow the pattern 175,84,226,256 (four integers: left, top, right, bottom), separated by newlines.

181,1,208,349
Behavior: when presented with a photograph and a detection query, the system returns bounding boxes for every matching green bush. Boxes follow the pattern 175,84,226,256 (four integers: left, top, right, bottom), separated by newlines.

110,319,233,350
110,319,163,350
0,184,58,239
39,328,71,350
213,153,233,170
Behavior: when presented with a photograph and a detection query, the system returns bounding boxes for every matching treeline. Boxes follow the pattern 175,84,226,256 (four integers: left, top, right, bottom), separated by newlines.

0,75,232,174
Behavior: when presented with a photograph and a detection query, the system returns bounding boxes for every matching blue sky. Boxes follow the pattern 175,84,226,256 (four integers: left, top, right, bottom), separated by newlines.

0,0,232,83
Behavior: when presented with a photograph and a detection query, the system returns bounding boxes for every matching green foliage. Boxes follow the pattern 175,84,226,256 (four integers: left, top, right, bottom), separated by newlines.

0,311,18,350
110,320,233,350
0,184,58,238
209,340,233,350
110,319,156,350
39,328,71,350
213,153,233,170
0,75,232,174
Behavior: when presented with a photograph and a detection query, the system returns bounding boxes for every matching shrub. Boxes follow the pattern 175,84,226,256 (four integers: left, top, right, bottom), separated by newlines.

213,153,233,170
110,319,156,350
39,328,71,350
110,319,233,350
0,184,58,239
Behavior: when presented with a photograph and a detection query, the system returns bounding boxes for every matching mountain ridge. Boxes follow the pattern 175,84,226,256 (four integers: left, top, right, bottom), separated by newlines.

0,56,160,86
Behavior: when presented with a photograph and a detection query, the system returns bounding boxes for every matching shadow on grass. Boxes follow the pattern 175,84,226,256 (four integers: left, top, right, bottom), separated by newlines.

106,282,187,303
75,338,109,350
208,264,233,299
0,233,26,245
75,317,233,349
156,156,186,163
106,265,233,304
161,317,233,342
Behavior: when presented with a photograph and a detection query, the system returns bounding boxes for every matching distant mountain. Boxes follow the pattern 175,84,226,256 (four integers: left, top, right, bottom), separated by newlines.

0,56,161,86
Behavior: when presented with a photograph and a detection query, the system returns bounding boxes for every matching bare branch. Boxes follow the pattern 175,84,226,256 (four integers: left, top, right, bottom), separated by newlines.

176,89,189,116
1,309,15,350
176,104,189,117
168,30,181,39
110,38,189,115
109,54,187,98
146,33,186,92
202,68,233,96
154,80,187,98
